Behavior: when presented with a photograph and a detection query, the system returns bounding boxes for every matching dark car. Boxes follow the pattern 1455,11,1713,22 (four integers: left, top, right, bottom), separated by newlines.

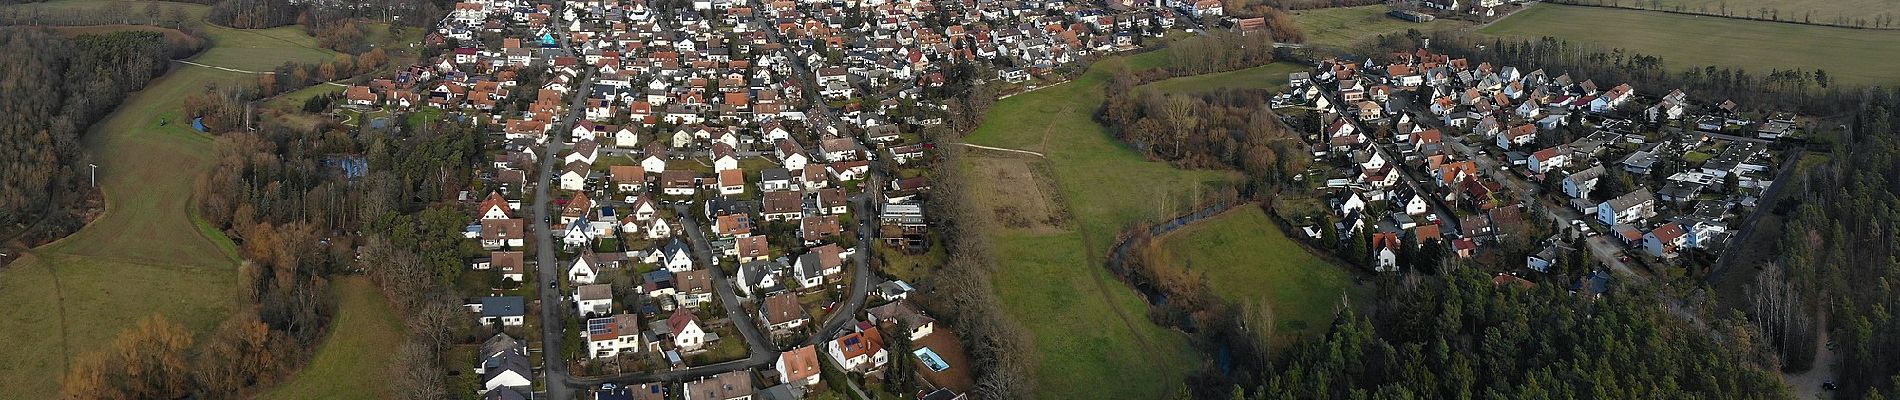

1824,381,1838,391
549,281,558,289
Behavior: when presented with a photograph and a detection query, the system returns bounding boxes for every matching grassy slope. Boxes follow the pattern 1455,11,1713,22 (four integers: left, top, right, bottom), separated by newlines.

964,51,1236,400
1294,5,1468,49
1140,62,1306,95
262,277,405,400
0,5,336,396
1481,3,1900,86
1157,208,1354,348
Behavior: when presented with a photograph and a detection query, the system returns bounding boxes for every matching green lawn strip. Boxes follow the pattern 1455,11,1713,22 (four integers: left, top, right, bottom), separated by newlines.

1140,62,1305,95
1157,208,1356,349
262,277,406,400
1481,3,1900,86
964,50,1236,400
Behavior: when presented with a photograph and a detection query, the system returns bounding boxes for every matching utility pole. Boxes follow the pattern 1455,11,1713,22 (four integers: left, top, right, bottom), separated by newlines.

89,163,98,188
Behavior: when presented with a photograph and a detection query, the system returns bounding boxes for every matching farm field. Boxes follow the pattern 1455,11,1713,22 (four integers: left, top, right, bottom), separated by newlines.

963,50,1239,400
1482,3,1900,86
1293,5,1469,49
262,277,405,400
1139,62,1305,95
1156,207,1357,349
1558,0,1900,28
0,6,336,396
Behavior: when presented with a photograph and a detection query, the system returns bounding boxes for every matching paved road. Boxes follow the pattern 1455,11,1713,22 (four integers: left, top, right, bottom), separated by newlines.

807,176,884,346
532,21,589,400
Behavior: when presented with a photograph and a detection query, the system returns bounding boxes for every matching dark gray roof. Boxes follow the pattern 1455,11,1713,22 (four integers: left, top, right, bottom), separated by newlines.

481,296,526,317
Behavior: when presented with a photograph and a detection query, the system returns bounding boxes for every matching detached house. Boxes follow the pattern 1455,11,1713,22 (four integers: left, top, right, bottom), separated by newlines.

664,309,707,350
1597,189,1656,226
479,296,527,326
827,324,889,372
777,345,822,387
760,292,809,333
586,314,644,359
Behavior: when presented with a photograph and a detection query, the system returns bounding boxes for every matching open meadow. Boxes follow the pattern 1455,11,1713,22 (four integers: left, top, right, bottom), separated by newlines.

962,50,1238,400
1293,5,1469,49
1481,3,1900,86
262,277,405,400
1156,207,1356,349
1139,62,1306,95
0,2,337,396
1557,0,1900,28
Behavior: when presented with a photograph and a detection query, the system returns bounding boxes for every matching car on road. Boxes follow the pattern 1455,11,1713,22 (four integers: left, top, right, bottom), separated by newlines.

1823,381,1837,391
549,281,557,289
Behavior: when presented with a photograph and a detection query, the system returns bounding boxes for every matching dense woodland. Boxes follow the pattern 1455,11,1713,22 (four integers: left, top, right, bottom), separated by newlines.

1770,88,1900,398
1261,268,1787,399
0,29,196,242
206,0,438,31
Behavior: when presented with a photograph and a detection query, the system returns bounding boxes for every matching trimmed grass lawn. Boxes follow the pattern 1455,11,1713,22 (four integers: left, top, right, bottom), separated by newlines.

964,51,1238,400
0,11,332,396
1140,62,1306,95
1482,3,1900,86
1294,5,1469,49
1157,208,1356,349
262,277,405,400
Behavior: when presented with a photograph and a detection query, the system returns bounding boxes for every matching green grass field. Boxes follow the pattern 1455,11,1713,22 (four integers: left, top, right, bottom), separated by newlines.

261,277,404,400
1157,208,1355,349
1482,3,1900,86
1294,5,1469,49
0,5,336,395
964,51,1238,400
1140,62,1306,95
1561,0,1900,28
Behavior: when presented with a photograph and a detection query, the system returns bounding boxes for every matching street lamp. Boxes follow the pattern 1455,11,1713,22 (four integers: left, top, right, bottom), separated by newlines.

88,163,99,187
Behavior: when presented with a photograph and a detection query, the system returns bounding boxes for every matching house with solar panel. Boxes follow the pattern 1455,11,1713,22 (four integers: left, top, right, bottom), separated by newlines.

586,314,645,359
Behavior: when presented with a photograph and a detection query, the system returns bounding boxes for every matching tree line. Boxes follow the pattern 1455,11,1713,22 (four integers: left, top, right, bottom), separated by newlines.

206,0,438,32
0,29,198,244
910,131,1037,399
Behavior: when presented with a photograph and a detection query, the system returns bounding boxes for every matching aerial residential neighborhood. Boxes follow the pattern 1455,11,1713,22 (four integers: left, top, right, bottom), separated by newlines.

1287,47,1797,290
8,0,1900,396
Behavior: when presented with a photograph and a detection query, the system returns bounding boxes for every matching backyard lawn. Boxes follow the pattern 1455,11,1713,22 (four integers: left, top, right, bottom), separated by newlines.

1157,208,1357,349
261,277,405,400
1482,3,1900,86
963,51,1239,400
